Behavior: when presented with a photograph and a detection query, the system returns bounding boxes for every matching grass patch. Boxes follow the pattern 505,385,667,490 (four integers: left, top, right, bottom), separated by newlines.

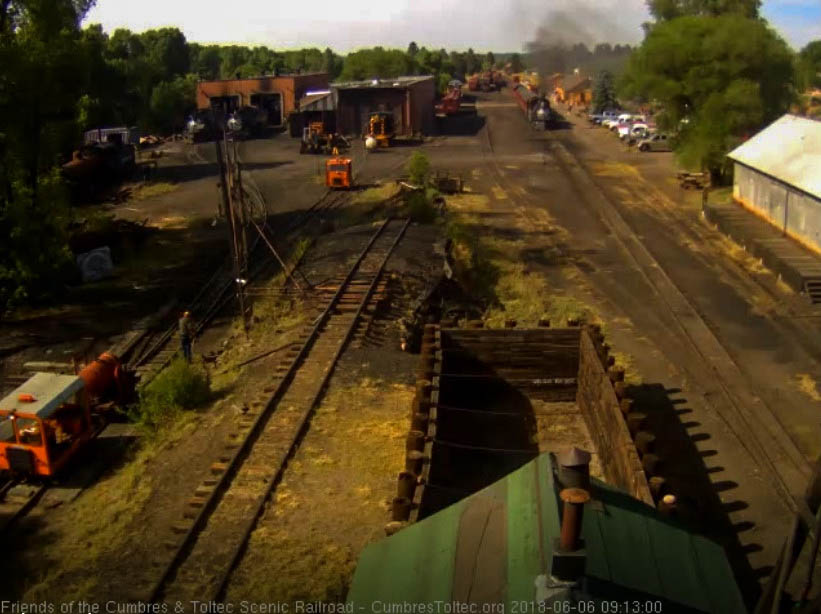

611,351,642,386
19,409,199,600
130,181,179,201
334,183,401,229
796,373,821,402
225,376,412,603
131,358,211,430
351,183,400,206
707,186,733,205
446,217,597,327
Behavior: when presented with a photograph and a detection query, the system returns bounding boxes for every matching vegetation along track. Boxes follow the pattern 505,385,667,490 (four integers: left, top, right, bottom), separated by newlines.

126,217,410,606
129,184,350,382
481,109,809,511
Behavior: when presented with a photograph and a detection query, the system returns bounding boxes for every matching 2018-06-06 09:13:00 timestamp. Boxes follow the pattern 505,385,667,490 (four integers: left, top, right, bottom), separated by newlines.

506,601,664,614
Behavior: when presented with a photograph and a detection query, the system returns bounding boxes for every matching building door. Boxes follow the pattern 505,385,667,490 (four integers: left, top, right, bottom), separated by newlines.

250,93,283,127
209,95,240,115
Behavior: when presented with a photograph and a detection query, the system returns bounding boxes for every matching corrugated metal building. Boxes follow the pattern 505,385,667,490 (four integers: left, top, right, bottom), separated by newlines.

727,114,821,253
288,90,336,137
332,75,435,137
348,453,746,613
195,73,329,127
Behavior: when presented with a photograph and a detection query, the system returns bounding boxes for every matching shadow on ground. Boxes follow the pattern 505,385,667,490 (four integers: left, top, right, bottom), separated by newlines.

628,382,763,609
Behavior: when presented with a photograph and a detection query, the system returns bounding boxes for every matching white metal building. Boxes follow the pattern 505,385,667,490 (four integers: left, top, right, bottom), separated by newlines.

727,114,821,252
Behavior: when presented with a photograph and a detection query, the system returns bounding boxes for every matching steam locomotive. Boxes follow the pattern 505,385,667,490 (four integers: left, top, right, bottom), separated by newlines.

511,83,553,130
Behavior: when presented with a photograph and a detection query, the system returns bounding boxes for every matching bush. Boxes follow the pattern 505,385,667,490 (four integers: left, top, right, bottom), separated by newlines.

405,190,437,224
133,358,210,429
407,151,431,186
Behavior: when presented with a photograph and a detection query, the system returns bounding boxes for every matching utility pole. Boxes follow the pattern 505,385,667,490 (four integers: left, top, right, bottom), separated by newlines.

215,129,250,335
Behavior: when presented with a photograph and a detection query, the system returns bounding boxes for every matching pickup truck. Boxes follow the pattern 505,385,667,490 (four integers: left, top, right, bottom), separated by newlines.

590,109,620,125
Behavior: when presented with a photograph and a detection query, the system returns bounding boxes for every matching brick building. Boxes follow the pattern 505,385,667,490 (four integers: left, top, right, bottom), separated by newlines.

195,73,329,127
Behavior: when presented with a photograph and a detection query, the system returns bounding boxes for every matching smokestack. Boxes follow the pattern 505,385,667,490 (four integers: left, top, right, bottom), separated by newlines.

551,487,590,582
559,488,590,551
557,446,592,491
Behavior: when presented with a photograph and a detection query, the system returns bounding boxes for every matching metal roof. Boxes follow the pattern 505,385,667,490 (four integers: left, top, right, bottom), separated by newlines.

0,372,84,419
333,75,434,90
299,92,335,112
727,114,821,200
347,453,745,613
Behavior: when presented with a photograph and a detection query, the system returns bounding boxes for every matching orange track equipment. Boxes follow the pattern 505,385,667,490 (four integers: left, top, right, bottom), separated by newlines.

0,353,132,478
326,156,352,189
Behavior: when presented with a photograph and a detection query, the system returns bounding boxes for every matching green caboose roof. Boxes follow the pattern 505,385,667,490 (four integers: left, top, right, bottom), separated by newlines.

347,453,745,613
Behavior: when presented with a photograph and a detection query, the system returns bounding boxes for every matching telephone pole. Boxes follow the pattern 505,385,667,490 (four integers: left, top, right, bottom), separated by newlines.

215,129,250,335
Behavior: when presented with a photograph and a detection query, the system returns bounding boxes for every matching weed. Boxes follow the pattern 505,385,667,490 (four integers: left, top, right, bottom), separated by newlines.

132,358,210,430
404,190,437,224
407,151,431,185
131,181,179,201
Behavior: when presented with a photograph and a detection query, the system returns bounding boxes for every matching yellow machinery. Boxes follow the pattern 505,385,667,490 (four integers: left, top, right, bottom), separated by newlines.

364,112,395,149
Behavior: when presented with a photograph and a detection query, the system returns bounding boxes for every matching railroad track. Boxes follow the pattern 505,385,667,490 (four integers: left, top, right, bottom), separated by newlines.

481,107,809,517
0,481,47,534
130,186,350,382
122,217,409,606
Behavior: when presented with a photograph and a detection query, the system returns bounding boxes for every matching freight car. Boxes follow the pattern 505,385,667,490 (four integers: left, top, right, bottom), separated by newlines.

511,83,553,130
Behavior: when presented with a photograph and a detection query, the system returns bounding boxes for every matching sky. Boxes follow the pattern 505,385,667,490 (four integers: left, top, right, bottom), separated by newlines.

82,0,821,52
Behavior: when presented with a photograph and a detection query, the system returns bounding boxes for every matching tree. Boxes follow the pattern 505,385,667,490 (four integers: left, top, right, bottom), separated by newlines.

0,0,95,310
510,53,523,73
189,43,221,80
149,74,197,134
619,15,794,180
592,70,618,112
407,41,418,57
484,51,495,70
646,0,760,21
339,47,413,81
797,40,821,90
465,48,480,74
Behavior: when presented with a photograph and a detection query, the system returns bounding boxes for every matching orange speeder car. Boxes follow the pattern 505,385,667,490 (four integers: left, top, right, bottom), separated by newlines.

326,156,352,189
0,372,93,477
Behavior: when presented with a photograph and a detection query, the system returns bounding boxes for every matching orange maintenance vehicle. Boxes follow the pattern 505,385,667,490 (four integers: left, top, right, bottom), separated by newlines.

0,353,131,477
325,154,352,189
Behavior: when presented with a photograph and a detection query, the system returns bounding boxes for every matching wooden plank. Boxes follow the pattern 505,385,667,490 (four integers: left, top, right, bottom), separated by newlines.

690,534,748,613
451,489,508,604
646,518,711,611
506,460,543,607
590,494,663,595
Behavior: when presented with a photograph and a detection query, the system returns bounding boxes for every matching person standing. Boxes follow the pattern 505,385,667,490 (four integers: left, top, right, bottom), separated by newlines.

179,311,194,363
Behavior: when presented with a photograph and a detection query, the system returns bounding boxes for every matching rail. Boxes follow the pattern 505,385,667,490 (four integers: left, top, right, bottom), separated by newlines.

140,217,409,604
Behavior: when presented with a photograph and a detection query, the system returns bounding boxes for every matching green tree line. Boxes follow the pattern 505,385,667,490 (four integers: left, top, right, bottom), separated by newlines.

2,0,820,313
617,0,820,181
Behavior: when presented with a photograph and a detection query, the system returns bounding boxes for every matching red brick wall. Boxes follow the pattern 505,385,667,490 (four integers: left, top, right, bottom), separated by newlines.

195,74,329,117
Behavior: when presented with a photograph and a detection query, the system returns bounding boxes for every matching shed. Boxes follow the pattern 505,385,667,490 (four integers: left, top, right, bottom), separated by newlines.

288,90,336,137
348,452,746,613
332,75,435,137
195,73,329,127
727,114,821,253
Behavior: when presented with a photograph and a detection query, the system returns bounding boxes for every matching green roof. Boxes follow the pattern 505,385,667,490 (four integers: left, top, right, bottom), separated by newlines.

347,453,745,613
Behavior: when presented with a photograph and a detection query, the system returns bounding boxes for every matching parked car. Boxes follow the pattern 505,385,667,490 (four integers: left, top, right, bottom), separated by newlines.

629,124,654,144
621,123,649,141
590,109,620,124
637,133,672,152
